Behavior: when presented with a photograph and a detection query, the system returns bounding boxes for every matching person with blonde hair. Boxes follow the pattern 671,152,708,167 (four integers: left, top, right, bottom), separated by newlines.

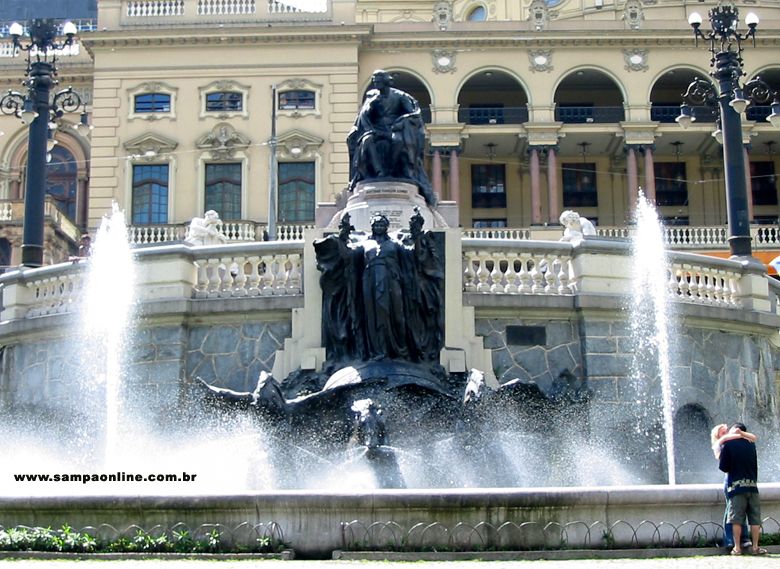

710,423,757,552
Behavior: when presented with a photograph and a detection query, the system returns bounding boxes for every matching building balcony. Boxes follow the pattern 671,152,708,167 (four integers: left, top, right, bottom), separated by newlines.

555,106,625,124
457,106,529,125
650,105,718,123
119,0,330,27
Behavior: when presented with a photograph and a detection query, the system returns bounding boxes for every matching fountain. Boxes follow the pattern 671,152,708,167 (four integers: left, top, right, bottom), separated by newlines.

628,191,677,485
1,69,780,557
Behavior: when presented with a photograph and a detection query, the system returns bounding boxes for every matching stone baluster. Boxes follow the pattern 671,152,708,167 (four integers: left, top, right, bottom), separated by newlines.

475,252,491,293
233,257,248,296
287,254,302,293
247,256,261,295
463,251,477,292
530,259,544,294
206,258,221,295
517,255,532,294
667,266,679,298
504,254,519,294
220,257,236,296
274,255,290,294
557,257,571,294
543,255,556,293
260,255,275,295
490,254,505,293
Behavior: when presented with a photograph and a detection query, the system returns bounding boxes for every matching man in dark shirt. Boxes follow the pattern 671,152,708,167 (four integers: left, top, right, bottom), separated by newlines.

718,422,766,555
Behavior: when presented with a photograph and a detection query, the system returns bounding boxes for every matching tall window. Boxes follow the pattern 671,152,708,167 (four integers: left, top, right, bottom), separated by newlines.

46,145,78,221
132,164,169,224
654,162,687,206
278,90,315,110
134,93,171,113
278,162,315,223
205,92,243,113
751,161,778,206
471,164,506,208
205,163,242,220
562,163,597,207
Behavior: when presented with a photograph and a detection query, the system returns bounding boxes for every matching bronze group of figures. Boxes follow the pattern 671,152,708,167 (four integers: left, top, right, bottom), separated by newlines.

347,69,436,206
314,210,444,364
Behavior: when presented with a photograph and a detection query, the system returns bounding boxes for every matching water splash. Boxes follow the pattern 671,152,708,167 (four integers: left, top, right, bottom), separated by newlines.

82,203,136,467
629,191,676,484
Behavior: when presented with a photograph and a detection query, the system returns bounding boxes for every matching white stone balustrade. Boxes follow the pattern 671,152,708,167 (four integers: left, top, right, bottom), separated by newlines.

462,239,574,295
126,0,185,17
198,0,256,15
128,224,186,245
191,244,302,299
0,237,775,322
667,253,742,309
121,0,329,25
461,228,531,240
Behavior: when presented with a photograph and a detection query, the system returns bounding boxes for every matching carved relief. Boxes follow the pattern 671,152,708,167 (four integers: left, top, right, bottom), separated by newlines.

623,0,644,30
123,132,178,160
433,0,453,30
276,129,324,160
529,49,553,73
195,123,251,160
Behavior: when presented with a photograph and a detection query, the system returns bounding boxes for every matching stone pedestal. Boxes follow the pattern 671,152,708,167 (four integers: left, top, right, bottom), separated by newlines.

322,181,451,232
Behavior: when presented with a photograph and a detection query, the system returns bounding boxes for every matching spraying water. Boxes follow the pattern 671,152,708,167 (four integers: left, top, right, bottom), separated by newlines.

82,203,136,467
629,191,676,485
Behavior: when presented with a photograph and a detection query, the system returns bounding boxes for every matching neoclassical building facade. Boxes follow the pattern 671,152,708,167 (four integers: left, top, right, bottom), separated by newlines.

1,0,780,263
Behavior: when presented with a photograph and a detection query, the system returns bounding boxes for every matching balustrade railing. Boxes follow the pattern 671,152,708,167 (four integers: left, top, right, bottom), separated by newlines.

126,0,185,17
191,243,302,299
128,224,186,245
667,252,742,309
198,0,256,15
462,228,531,240
121,0,328,25
462,240,575,295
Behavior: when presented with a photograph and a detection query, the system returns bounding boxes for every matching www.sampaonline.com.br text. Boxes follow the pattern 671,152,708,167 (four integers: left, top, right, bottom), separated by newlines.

13,472,197,484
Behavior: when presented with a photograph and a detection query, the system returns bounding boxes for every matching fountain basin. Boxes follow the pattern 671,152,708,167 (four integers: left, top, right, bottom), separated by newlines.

2,484,779,557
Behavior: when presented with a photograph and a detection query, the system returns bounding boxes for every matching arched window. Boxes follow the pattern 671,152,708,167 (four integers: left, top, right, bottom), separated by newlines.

467,5,486,21
46,145,79,221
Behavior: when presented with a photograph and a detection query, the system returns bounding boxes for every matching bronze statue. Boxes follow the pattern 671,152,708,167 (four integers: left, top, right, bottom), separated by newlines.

314,210,444,363
347,70,435,205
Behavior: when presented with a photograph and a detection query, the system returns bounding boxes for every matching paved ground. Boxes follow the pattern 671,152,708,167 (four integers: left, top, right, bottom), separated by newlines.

0,555,779,568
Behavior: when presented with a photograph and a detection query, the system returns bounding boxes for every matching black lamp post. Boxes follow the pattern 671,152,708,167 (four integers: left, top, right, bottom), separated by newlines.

677,3,780,258
0,19,86,268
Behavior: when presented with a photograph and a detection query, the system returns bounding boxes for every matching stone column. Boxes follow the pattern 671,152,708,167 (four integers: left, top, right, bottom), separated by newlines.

432,149,442,201
529,146,542,224
626,145,639,219
744,145,754,222
643,146,656,203
547,146,559,224
450,148,460,205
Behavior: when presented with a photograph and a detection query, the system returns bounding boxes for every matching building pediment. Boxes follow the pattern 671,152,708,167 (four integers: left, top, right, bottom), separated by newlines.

276,129,324,160
123,133,178,158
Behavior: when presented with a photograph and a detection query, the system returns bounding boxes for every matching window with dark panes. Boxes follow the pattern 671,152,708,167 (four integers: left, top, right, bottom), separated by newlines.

751,161,778,206
654,162,688,206
471,164,506,208
278,162,315,223
45,145,78,221
205,163,242,220
132,164,169,224
206,91,243,112
278,90,315,110
472,218,508,228
562,163,598,207
134,93,171,113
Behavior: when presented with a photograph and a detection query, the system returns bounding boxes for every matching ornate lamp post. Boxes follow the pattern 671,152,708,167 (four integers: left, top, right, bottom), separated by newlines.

677,3,780,258
0,19,85,267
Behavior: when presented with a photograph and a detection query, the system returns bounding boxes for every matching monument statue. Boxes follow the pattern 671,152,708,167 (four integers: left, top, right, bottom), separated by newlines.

314,209,444,364
347,69,435,206
559,210,597,244
185,210,228,246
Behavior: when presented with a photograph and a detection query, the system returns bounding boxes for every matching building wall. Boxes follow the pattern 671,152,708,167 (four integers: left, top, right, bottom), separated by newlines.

1,0,780,235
